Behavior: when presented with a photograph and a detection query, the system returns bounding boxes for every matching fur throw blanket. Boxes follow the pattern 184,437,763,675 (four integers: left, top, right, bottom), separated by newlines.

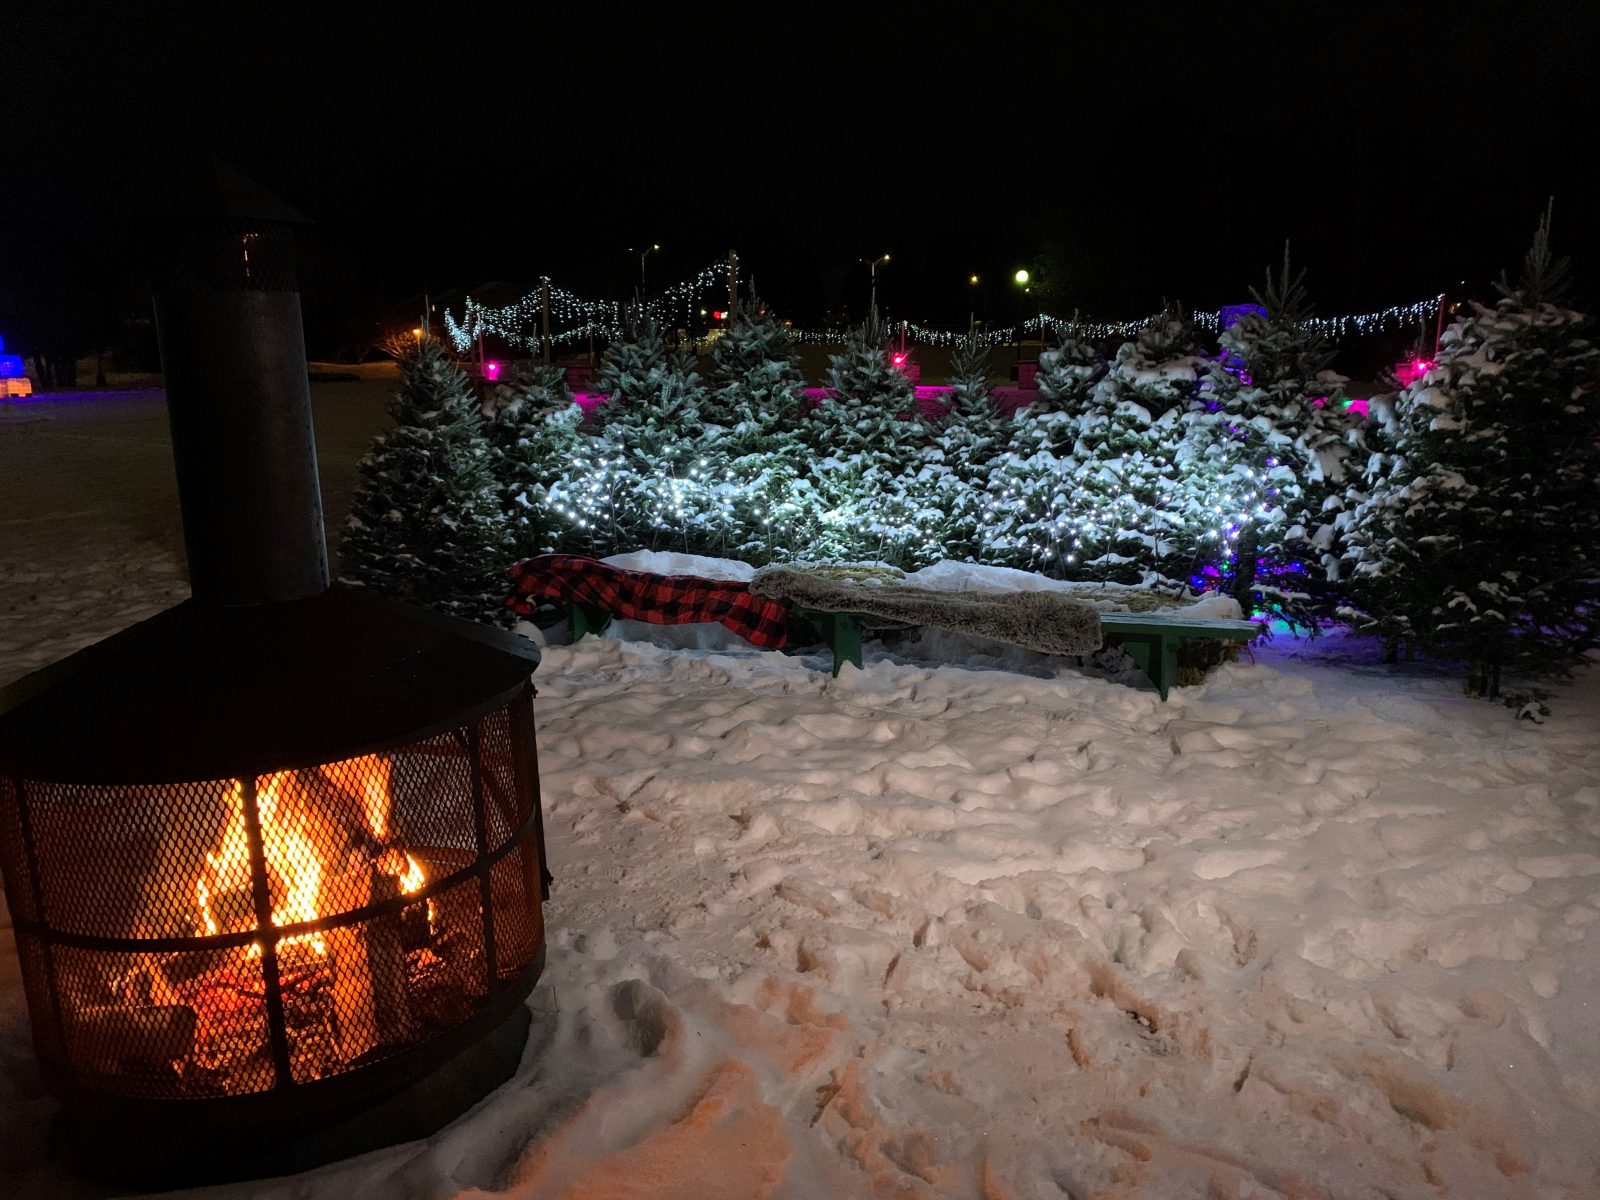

750,568,1103,656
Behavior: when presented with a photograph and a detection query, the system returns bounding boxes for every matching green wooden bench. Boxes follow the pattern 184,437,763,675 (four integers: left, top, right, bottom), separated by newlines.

568,601,1254,701
803,609,1255,699
1097,612,1257,700
568,600,613,641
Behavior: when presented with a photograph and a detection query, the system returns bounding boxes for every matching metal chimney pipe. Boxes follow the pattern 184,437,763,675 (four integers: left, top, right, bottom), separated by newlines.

151,169,329,606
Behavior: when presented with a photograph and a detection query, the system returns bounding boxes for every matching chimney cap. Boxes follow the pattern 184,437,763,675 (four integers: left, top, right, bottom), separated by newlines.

163,157,313,226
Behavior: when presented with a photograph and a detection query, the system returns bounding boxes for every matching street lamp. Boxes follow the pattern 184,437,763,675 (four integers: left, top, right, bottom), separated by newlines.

1012,270,1031,354
864,253,891,316
637,243,661,298
968,274,982,331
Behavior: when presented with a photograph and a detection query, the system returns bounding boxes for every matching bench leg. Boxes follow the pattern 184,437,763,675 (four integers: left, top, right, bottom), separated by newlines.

829,612,863,676
1156,636,1178,703
568,601,612,641
1112,633,1174,701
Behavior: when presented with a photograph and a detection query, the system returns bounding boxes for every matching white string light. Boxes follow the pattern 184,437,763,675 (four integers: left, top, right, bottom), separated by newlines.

445,267,1445,355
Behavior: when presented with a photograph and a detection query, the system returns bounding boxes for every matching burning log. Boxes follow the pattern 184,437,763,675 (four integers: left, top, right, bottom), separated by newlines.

71,1004,197,1071
328,867,415,1062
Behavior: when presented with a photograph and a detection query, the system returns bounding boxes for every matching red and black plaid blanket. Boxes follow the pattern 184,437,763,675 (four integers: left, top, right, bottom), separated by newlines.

505,554,794,649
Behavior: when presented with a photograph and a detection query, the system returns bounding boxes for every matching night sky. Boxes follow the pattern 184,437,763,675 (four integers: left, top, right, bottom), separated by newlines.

4,4,1598,358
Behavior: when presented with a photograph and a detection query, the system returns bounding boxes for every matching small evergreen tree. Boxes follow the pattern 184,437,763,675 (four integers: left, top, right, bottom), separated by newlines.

927,330,1008,560
1038,309,1209,586
805,307,929,562
704,296,803,447
808,305,922,463
988,330,1107,572
1033,329,1106,414
587,317,718,553
697,299,821,562
1340,203,1600,696
1201,247,1354,618
489,363,584,556
1099,308,1208,417
596,317,706,463
342,342,512,621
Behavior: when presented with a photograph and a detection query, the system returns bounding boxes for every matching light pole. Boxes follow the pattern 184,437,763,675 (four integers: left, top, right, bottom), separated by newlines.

637,243,661,299
968,274,980,331
864,253,891,316
1013,269,1030,356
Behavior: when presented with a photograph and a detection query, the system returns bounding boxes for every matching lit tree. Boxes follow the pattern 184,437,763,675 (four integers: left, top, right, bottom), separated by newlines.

986,330,1106,572
488,362,583,556
704,295,803,447
1340,204,1600,696
1054,309,1211,586
804,306,929,562
698,299,820,562
589,316,716,553
1201,247,1354,617
914,329,1007,561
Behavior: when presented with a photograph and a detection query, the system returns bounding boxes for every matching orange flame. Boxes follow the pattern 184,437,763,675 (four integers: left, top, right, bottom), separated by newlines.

343,753,394,840
197,772,326,955
195,755,427,957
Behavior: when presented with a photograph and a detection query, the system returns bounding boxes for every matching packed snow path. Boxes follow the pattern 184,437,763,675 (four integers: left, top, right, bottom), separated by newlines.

3,395,1600,1197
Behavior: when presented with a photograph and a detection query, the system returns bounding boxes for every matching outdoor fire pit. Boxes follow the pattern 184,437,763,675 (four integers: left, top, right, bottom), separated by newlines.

0,164,547,1187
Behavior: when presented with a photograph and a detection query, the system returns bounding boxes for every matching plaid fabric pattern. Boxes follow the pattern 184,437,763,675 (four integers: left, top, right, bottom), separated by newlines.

506,554,794,649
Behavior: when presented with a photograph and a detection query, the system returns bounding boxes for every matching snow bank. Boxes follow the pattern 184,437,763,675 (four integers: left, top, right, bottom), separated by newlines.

601,550,756,582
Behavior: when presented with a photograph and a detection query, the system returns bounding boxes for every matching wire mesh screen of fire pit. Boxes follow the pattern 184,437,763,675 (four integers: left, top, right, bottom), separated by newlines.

0,586,548,1188
0,694,543,1103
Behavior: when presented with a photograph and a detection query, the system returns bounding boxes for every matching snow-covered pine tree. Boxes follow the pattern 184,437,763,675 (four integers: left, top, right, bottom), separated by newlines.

588,317,719,553
1102,309,1209,417
809,305,921,463
704,295,802,447
926,329,1008,560
697,298,820,562
342,341,512,621
1046,309,1209,585
1339,203,1600,697
1201,246,1353,618
1033,328,1106,414
488,362,584,557
985,330,1108,572
804,306,930,563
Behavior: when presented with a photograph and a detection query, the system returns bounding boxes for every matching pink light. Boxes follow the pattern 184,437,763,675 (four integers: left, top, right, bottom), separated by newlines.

1396,357,1435,388
892,353,907,367
484,360,502,381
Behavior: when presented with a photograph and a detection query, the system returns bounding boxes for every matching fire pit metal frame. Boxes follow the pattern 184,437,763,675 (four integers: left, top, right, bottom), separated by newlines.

0,168,553,1186
0,679,548,1110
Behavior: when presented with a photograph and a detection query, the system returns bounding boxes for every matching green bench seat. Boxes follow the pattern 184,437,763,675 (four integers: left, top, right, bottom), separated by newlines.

1097,612,1257,700
567,601,1254,701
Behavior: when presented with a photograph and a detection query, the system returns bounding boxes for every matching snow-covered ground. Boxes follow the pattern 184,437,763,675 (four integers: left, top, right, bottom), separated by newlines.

3,395,1600,1198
